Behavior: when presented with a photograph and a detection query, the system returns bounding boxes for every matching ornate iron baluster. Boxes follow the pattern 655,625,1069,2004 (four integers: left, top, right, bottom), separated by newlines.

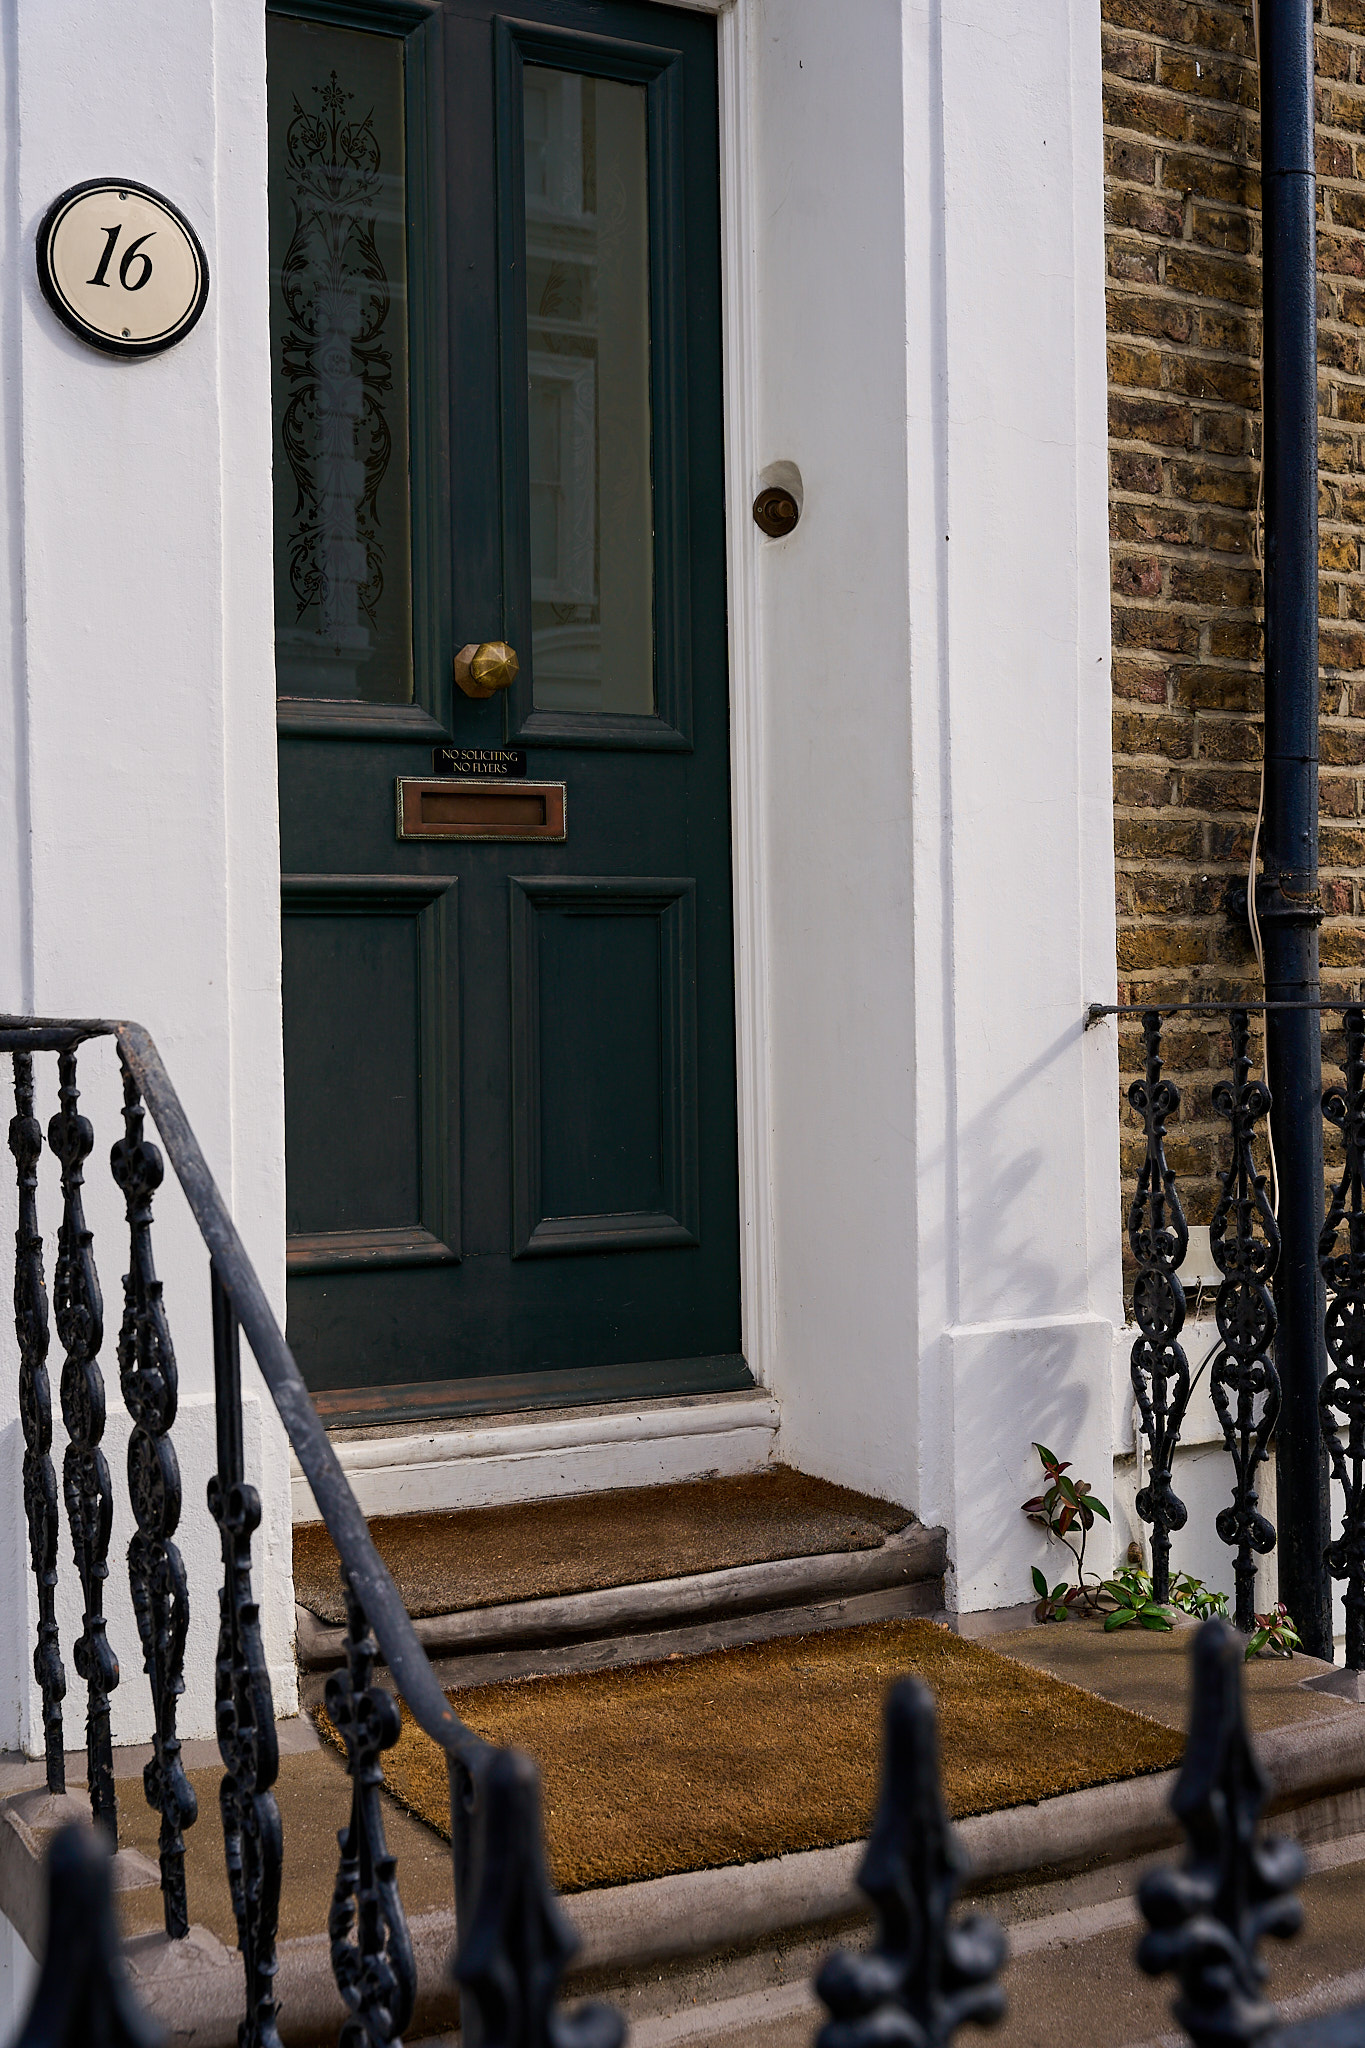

454,1745,625,2048
326,1577,416,2048
111,1057,197,1936
10,1052,66,1790
1128,1009,1194,1604
1209,1011,1281,1632
814,1678,1007,2048
15,1823,161,2048
48,1047,117,1835
209,1264,283,2048
1138,1618,1305,2048
1320,1005,1365,1671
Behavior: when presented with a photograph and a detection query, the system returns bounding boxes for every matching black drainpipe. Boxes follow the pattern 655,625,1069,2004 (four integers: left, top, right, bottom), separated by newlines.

1256,0,1332,1659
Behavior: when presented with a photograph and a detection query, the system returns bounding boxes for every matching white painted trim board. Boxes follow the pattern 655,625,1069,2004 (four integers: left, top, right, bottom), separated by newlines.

291,1392,781,1521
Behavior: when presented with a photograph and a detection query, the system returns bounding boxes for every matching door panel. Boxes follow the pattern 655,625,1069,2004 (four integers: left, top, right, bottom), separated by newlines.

271,0,744,1419
282,875,458,1272
510,878,698,1255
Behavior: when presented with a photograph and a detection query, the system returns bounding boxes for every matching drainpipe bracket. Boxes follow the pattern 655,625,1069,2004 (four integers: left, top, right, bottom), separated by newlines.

1224,876,1324,935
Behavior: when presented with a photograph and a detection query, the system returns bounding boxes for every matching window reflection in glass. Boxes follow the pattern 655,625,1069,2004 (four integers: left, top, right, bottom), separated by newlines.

523,66,655,717
268,16,415,704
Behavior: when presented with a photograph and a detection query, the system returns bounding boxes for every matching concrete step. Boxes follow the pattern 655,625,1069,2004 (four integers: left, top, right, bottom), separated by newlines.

294,1522,949,1683
513,1840,1365,2048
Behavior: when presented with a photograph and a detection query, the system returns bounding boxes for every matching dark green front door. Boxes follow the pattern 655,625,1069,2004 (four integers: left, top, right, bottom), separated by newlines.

268,0,746,1421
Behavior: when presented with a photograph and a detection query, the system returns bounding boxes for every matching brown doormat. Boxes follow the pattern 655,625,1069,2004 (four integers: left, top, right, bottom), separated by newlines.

317,1619,1182,1893
294,1465,911,1622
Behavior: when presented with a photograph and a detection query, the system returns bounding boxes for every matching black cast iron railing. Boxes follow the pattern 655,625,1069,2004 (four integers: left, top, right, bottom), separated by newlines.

0,1015,614,2048
1091,998,1365,1661
11,1008,1365,2048
16,1619,1365,2048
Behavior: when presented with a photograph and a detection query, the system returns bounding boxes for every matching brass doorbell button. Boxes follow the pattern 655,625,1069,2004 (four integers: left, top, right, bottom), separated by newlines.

752,487,800,538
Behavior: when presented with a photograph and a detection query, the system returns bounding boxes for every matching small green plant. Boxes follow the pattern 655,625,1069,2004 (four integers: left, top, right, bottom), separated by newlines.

1101,1563,1173,1632
1022,1443,1111,1617
1170,1572,1229,1621
1245,1603,1302,1661
1031,1568,1084,1623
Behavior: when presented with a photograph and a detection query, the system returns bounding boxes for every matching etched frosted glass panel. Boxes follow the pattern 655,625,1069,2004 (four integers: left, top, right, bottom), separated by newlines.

523,66,654,717
268,17,414,703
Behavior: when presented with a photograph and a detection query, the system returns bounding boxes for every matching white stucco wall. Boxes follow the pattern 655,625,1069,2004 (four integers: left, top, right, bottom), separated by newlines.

0,0,1123,1770
0,1,293,1746
753,0,1123,1611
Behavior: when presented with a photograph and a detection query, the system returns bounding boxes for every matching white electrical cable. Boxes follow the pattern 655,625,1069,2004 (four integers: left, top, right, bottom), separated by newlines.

1246,0,1280,1216
1248,775,1279,1213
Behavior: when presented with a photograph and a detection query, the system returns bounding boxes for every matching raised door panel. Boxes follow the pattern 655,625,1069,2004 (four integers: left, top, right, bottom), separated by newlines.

282,875,458,1269
510,877,698,1255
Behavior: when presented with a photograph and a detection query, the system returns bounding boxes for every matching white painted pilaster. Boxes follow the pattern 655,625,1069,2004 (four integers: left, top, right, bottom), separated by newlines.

0,0,292,1740
750,0,1121,1609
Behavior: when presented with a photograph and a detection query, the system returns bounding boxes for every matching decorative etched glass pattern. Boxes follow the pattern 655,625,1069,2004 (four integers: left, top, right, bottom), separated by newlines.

268,18,414,704
523,66,655,716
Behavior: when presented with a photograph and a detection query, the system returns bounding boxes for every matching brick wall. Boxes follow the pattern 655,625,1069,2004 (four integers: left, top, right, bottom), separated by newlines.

1106,0,1365,1224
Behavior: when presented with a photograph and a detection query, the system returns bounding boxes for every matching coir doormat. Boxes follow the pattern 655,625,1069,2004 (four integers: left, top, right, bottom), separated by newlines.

294,1465,911,1623
317,1619,1183,1893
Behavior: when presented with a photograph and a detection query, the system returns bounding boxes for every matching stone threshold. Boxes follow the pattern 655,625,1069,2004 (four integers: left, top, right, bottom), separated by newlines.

291,1389,782,1522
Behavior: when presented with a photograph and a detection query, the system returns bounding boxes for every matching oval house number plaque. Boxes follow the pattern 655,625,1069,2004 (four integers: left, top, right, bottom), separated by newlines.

36,179,209,357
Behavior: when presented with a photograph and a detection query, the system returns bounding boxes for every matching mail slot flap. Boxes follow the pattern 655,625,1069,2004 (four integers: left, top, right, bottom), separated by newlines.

396,777,567,842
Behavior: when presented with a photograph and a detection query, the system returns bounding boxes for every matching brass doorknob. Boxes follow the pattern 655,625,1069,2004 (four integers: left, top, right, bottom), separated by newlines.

455,641,520,699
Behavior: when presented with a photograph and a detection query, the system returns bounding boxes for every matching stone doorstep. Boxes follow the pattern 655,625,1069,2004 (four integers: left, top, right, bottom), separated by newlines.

4,1700,1365,2048
293,1523,949,1675
292,1390,783,1523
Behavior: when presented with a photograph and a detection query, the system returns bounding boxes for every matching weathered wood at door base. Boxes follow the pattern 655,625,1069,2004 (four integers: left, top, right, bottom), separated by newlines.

293,1522,948,1670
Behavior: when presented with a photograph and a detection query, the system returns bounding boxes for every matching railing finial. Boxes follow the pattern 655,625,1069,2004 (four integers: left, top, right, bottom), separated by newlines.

1138,1619,1304,2048
454,1746,625,2048
815,1677,1006,2048
14,1824,161,2048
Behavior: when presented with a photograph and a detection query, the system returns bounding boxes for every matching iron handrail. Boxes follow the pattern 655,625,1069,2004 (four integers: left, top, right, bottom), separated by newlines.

1088,999,1361,1025
0,1013,488,1772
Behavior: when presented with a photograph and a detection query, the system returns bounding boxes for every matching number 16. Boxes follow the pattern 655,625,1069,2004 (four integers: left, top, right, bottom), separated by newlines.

87,224,155,291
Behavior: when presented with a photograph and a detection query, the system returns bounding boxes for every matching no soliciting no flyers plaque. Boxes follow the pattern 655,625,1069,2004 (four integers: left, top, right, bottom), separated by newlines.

36,179,209,357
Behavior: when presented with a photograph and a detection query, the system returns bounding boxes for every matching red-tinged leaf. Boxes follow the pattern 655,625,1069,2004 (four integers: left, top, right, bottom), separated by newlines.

1056,1476,1081,1507
1033,1443,1059,1468
1058,1505,1075,1535
1021,1496,1045,1514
